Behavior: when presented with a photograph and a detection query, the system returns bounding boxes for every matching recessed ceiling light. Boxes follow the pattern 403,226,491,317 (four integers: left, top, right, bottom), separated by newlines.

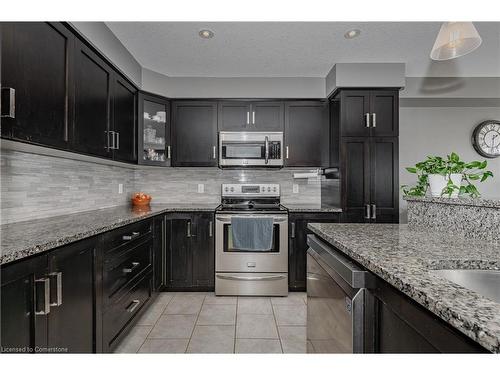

199,29,214,39
344,29,361,39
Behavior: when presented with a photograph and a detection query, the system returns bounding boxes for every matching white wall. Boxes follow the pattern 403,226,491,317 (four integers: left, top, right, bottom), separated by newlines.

399,105,500,222
142,68,325,98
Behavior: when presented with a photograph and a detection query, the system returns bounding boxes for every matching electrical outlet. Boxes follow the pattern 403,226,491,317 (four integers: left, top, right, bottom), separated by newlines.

293,184,299,194
118,183,123,194
197,184,205,193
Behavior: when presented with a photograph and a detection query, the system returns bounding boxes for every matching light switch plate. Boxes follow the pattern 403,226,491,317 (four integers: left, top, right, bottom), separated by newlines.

198,184,204,193
118,183,123,194
293,184,299,194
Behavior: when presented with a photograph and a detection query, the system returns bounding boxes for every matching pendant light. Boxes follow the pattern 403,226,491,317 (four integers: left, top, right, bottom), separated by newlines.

430,22,482,61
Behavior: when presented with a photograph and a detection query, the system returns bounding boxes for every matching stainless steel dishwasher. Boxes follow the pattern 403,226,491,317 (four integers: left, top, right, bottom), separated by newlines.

306,234,375,353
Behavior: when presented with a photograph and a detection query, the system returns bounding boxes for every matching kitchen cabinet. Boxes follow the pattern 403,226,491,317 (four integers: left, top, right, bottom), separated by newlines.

172,101,218,167
218,101,284,131
0,238,96,353
340,137,399,223
138,92,171,166
284,101,328,167
72,38,113,158
153,215,166,291
336,89,398,138
165,212,215,291
1,254,48,353
288,212,340,291
373,276,487,353
111,75,137,163
0,22,73,148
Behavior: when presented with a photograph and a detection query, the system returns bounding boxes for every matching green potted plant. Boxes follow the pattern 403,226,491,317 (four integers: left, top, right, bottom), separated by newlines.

402,152,493,198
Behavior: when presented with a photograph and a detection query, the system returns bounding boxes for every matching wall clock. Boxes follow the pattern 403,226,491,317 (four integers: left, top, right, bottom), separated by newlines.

472,120,500,158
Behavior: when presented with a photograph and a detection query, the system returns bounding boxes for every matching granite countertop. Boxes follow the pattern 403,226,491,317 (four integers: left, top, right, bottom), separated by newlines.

307,223,500,353
283,204,343,213
404,195,500,209
0,203,219,266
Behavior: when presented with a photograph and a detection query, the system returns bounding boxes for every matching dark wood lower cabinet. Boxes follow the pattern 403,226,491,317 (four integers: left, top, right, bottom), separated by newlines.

373,277,487,353
153,216,166,291
165,212,215,291
289,212,340,291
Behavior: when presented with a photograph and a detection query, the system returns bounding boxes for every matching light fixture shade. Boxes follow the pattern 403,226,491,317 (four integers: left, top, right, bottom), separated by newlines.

430,22,482,61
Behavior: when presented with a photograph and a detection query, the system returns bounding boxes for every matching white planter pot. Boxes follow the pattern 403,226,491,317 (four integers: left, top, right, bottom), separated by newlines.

428,173,463,198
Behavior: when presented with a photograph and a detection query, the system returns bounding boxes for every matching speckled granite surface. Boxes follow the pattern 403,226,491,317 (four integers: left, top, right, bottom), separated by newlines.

307,223,500,353
0,204,219,266
405,196,500,241
283,204,343,213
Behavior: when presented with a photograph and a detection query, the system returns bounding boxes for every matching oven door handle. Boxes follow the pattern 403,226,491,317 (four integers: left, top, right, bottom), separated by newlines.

216,216,288,223
264,136,269,164
216,274,286,281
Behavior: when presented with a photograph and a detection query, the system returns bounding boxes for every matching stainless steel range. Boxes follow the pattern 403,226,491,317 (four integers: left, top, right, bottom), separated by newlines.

215,183,288,296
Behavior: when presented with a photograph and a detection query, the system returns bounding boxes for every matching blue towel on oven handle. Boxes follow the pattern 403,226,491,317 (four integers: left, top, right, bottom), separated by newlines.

230,216,274,251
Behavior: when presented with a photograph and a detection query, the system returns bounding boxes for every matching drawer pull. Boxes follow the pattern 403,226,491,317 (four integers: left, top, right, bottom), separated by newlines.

126,299,141,313
123,231,140,241
35,278,51,315
123,262,140,274
49,272,63,307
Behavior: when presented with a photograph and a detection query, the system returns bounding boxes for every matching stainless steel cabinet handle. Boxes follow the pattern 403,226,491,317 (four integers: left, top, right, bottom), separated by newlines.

212,146,216,159
35,278,51,315
365,113,371,128
264,136,269,164
286,146,289,159
167,145,171,159
372,113,376,128
123,262,140,274
246,111,250,125
209,221,213,237
364,204,371,219
126,299,141,313
49,272,63,307
1,87,15,118
115,132,120,149
371,204,377,220
216,274,286,281
123,231,140,241
291,222,295,238
252,111,255,125
187,221,191,237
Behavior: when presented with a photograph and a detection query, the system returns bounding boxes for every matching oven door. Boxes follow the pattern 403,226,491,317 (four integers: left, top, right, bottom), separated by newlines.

219,132,283,167
215,213,288,273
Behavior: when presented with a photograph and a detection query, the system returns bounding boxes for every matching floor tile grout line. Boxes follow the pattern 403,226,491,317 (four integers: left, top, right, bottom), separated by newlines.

185,293,206,353
271,302,284,354
135,324,154,353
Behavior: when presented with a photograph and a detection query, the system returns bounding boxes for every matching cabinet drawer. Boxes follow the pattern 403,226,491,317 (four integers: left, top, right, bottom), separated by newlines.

103,219,153,258
104,239,152,300
103,273,152,348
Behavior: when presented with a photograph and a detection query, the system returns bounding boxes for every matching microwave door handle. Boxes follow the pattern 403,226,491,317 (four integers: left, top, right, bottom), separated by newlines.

265,136,269,164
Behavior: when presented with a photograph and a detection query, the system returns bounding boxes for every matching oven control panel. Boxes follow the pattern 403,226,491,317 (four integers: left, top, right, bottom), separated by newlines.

221,183,280,197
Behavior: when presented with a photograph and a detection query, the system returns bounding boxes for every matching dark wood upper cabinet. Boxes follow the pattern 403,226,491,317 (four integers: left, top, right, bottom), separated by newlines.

72,39,112,158
370,137,399,223
218,101,251,131
370,91,399,137
339,91,371,137
337,89,398,137
284,101,328,167
0,22,73,148
252,101,284,131
112,75,137,163
1,254,48,352
47,238,96,353
172,101,218,167
138,92,171,166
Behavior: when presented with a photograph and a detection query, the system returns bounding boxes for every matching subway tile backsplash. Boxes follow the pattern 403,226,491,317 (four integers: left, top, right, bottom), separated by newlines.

1,150,322,224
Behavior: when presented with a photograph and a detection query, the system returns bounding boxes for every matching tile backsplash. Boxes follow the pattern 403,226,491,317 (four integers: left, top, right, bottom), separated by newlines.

1,150,324,224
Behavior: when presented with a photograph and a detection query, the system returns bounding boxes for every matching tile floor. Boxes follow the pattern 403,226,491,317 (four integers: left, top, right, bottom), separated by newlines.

114,291,307,354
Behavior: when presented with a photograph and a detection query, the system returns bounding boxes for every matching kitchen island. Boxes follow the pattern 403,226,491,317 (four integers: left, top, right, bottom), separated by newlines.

307,223,500,353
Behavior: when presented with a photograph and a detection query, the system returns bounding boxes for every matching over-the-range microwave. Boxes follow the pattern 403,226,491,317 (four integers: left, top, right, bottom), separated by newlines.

219,131,283,167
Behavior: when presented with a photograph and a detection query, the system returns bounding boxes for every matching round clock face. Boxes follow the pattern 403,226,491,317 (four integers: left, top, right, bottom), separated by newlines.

472,120,500,158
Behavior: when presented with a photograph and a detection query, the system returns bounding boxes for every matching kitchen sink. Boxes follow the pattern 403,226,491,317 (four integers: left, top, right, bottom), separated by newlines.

431,269,500,304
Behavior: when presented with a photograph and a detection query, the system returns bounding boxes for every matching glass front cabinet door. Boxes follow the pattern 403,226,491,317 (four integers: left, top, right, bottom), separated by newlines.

138,92,171,166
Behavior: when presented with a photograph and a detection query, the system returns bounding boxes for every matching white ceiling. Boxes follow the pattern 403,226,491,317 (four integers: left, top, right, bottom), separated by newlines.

105,22,500,78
